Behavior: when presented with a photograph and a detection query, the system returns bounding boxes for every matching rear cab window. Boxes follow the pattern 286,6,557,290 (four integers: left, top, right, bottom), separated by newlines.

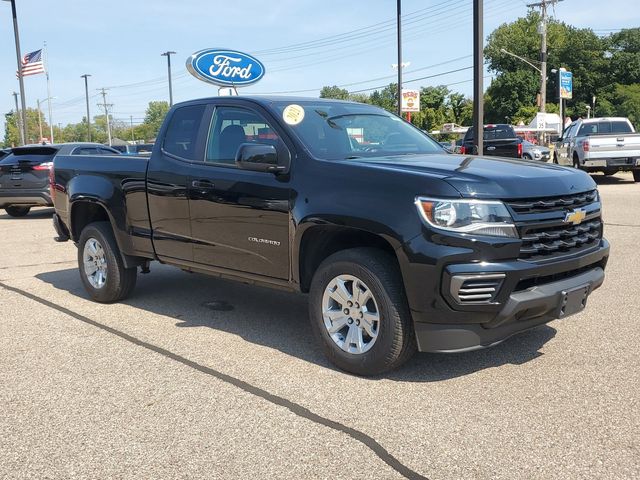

162,104,207,160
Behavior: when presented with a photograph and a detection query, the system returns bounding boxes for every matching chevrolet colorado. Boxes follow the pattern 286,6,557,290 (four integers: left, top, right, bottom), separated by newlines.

51,97,609,375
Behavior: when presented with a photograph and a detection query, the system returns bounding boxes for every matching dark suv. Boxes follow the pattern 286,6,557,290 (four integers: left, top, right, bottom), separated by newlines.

0,143,119,217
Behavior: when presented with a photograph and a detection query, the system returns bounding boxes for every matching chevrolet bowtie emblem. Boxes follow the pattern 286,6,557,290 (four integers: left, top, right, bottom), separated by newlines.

564,208,587,225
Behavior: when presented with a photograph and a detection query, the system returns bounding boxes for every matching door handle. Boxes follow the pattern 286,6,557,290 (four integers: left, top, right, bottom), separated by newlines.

487,146,496,151
191,180,215,190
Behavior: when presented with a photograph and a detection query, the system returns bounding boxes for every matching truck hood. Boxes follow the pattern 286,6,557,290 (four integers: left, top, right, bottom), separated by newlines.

350,154,596,199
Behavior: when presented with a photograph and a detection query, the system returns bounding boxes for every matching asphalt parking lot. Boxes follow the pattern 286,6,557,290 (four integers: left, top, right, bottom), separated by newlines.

1,173,639,480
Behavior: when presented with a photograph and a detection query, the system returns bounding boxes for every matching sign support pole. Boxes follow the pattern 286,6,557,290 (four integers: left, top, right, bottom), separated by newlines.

472,0,484,155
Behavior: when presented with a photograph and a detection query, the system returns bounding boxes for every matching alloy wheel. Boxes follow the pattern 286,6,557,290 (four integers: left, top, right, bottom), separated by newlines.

322,274,380,354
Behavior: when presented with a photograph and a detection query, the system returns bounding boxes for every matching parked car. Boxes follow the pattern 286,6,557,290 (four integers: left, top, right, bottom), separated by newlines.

554,117,640,181
0,143,120,217
521,140,551,161
460,124,522,158
52,97,609,375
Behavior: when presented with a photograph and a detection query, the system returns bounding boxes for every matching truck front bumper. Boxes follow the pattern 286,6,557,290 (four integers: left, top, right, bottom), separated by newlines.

398,235,609,353
414,266,604,352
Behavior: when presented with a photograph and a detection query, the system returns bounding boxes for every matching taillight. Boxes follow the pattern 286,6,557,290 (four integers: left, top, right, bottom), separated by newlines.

33,161,53,171
460,146,466,154
517,142,523,158
582,140,590,152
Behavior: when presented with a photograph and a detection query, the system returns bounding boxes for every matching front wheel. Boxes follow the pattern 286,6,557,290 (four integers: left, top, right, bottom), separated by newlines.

633,170,640,183
309,248,416,376
4,206,31,217
78,221,137,303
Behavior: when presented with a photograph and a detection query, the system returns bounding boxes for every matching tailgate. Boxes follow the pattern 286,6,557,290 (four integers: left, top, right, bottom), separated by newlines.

588,134,640,160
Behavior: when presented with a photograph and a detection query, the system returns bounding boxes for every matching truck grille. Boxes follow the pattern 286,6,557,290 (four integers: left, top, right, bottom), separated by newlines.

519,219,602,261
507,190,598,214
505,190,603,262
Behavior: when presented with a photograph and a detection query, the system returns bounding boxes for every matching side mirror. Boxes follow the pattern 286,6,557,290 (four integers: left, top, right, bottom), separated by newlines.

235,143,288,174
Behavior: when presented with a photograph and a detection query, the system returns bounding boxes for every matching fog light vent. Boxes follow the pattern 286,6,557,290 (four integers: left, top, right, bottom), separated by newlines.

450,274,506,304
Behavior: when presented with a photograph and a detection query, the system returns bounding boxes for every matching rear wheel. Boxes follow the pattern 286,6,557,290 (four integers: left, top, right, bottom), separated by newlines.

309,248,416,376
573,155,581,169
633,170,640,183
78,221,137,303
4,206,31,217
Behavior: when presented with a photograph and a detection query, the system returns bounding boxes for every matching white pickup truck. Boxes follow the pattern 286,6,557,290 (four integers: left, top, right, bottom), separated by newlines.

554,117,640,182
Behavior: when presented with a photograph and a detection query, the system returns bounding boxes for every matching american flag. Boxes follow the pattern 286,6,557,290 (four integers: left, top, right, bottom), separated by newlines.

17,49,46,77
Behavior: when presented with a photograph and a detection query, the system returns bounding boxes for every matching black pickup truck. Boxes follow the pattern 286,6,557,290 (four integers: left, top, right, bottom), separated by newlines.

51,96,609,375
460,124,523,158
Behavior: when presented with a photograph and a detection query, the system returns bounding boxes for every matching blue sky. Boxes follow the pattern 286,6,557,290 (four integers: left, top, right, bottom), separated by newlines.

1,0,638,140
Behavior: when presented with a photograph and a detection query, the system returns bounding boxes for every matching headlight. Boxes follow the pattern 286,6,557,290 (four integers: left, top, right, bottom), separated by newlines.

415,197,518,238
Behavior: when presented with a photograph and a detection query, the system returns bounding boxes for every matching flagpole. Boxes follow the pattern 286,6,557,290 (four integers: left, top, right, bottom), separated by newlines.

9,0,27,145
44,42,54,143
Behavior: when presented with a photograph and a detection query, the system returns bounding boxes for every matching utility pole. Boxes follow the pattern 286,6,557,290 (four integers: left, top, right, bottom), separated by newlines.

472,0,484,155
527,0,563,113
97,88,113,146
36,98,43,142
396,0,403,117
81,74,92,141
8,0,28,144
12,91,25,146
161,51,176,106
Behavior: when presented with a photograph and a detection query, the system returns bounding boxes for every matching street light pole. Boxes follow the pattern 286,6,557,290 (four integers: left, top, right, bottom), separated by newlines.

12,91,24,146
81,74,91,141
473,0,484,155
7,0,28,144
396,0,402,117
161,51,176,106
37,99,43,141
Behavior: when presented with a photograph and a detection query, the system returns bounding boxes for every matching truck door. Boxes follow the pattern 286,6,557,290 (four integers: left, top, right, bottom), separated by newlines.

187,104,291,280
557,122,577,165
146,103,208,261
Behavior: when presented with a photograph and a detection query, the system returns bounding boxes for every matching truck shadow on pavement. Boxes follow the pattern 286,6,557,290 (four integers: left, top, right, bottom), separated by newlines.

0,207,54,220
591,174,635,185
36,264,556,382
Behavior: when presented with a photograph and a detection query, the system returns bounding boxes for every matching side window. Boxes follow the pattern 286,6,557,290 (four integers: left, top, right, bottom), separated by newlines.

97,148,116,155
162,104,206,160
206,106,281,165
73,147,98,155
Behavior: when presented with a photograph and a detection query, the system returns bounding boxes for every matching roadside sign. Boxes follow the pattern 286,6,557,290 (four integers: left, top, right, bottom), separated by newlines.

186,49,265,87
401,89,420,112
560,70,573,100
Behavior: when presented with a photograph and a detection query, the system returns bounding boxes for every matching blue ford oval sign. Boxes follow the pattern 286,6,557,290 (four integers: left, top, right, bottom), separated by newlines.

186,49,265,87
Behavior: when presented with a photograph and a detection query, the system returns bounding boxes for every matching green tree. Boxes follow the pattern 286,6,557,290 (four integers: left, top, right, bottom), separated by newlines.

2,108,48,146
319,85,350,100
368,83,398,113
141,101,170,140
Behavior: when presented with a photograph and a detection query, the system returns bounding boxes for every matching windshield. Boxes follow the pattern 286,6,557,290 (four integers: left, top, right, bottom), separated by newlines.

272,101,443,160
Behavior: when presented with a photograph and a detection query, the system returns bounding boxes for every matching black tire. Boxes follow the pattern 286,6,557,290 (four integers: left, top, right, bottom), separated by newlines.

633,170,640,183
523,153,532,160
78,221,137,303
573,155,581,169
5,206,31,217
309,248,416,376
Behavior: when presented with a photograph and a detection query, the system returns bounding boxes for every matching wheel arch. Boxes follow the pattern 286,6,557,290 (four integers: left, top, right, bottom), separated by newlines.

295,223,402,293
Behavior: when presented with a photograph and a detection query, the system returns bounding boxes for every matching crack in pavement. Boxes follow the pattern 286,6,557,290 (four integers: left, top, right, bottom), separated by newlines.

0,281,427,480
0,260,75,271
604,223,640,228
